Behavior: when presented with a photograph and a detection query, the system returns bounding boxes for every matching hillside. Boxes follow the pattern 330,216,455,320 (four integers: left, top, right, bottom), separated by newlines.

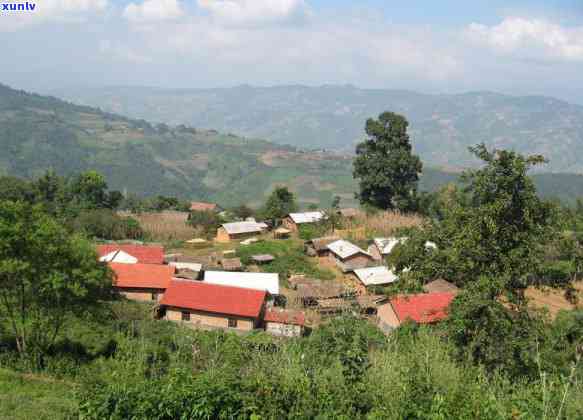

3,83,583,207
53,84,583,173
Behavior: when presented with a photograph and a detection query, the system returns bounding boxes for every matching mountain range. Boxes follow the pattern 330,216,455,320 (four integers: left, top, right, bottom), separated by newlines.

2,83,583,207
53,84,583,173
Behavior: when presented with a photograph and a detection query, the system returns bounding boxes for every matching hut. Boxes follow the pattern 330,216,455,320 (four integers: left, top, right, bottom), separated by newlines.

251,254,275,264
353,266,398,287
216,221,268,243
327,240,373,272
295,280,345,307
423,279,459,294
161,280,267,332
169,262,203,281
220,258,243,271
377,293,455,331
274,227,292,239
282,211,326,232
304,236,340,257
109,263,175,302
264,308,306,337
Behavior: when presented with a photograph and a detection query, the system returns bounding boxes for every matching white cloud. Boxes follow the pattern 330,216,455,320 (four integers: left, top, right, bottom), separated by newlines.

466,17,583,62
99,40,152,63
0,0,108,31
197,0,309,25
123,0,184,23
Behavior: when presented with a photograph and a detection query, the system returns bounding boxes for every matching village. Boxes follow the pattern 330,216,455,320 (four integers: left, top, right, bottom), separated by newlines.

98,203,460,338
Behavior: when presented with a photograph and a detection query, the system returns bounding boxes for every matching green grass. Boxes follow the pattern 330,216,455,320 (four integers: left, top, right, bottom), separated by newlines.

0,368,77,420
236,239,335,281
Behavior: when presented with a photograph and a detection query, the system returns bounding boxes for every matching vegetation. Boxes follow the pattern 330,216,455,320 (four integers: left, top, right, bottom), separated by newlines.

353,112,422,211
260,186,298,222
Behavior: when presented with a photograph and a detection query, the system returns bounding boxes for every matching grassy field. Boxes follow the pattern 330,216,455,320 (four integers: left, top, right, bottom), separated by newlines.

0,369,77,420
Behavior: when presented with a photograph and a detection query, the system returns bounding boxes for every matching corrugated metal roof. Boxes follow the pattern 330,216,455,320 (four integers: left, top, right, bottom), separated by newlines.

373,237,407,255
169,262,203,272
222,221,267,235
288,211,325,224
97,244,165,265
99,250,138,264
390,293,455,324
204,271,280,295
110,263,175,289
327,240,371,259
161,279,266,318
353,266,398,286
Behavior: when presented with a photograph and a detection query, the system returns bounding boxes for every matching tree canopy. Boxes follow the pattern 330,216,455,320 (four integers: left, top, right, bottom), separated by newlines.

261,186,298,221
353,112,422,211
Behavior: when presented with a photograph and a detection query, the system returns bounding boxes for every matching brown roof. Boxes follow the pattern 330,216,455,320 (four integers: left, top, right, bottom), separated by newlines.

423,279,460,294
251,254,275,263
190,202,219,212
264,308,305,326
306,236,340,252
356,295,388,308
296,281,345,299
220,258,243,271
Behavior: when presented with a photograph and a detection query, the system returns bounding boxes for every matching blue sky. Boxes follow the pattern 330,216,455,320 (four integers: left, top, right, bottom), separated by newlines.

1,0,583,103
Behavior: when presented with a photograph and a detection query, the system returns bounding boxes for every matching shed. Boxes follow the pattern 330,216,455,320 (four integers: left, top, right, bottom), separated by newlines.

216,221,268,243
251,254,275,264
264,308,306,337
353,266,398,286
304,236,340,257
377,292,455,330
220,258,243,271
161,279,267,331
327,240,373,272
204,271,280,295
282,211,326,232
274,227,292,239
295,280,345,306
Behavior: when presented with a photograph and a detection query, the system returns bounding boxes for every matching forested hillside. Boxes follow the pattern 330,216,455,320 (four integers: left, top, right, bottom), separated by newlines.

55,84,583,172
3,83,583,206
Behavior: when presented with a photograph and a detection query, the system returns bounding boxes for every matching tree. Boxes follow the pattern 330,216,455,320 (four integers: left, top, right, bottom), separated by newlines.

261,187,298,221
0,202,114,356
353,112,422,211
0,176,37,203
390,144,555,297
188,210,222,238
69,170,109,210
230,204,254,220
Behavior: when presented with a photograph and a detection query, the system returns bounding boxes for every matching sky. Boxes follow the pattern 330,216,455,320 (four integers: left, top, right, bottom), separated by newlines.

1,0,583,103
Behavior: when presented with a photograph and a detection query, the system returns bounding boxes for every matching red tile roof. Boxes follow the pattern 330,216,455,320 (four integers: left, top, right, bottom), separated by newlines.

97,244,165,265
110,263,175,289
161,280,266,318
390,293,455,324
190,202,219,212
264,308,305,326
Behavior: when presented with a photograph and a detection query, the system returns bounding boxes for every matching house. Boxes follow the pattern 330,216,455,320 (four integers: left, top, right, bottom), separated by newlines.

160,279,267,331
368,238,437,261
274,227,291,239
423,279,459,295
97,244,165,265
109,263,176,302
264,308,306,337
377,292,455,330
353,266,398,287
203,271,280,295
368,237,406,261
304,236,340,257
190,201,222,213
220,258,243,271
216,221,268,243
294,280,345,307
282,211,326,232
169,262,203,281
326,240,373,272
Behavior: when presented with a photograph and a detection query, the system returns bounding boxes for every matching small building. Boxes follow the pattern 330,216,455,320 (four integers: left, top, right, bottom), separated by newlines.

282,211,326,232
327,240,373,272
377,292,455,330
216,221,268,243
161,280,267,331
295,280,345,307
97,244,165,265
204,271,280,295
274,227,292,239
169,262,203,281
353,266,398,287
356,295,389,315
423,279,459,295
304,236,340,257
368,238,406,261
264,308,306,337
220,258,243,271
190,202,222,213
109,262,175,302
251,254,275,264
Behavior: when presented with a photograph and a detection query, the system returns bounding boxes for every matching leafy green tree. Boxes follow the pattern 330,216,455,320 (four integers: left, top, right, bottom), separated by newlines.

261,186,298,221
34,169,66,214
0,176,37,203
353,112,422,211
230,204,254,220
69,170,109,210
188,210,222,238
0,202,114,355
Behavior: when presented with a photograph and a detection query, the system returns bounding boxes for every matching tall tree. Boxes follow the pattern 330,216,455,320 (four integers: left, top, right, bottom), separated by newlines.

262,186,298,221
0,202,114,355
353,112,422,211
69,170,108,210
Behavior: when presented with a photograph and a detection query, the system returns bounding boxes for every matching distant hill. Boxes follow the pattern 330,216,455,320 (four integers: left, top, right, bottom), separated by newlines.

2,83,583,207
53,84,583,173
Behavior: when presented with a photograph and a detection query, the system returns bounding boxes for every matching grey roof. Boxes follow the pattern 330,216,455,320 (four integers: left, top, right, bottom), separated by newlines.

222,221,267,235
288,211,326,224
353,266,398,286
327,240,371,259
